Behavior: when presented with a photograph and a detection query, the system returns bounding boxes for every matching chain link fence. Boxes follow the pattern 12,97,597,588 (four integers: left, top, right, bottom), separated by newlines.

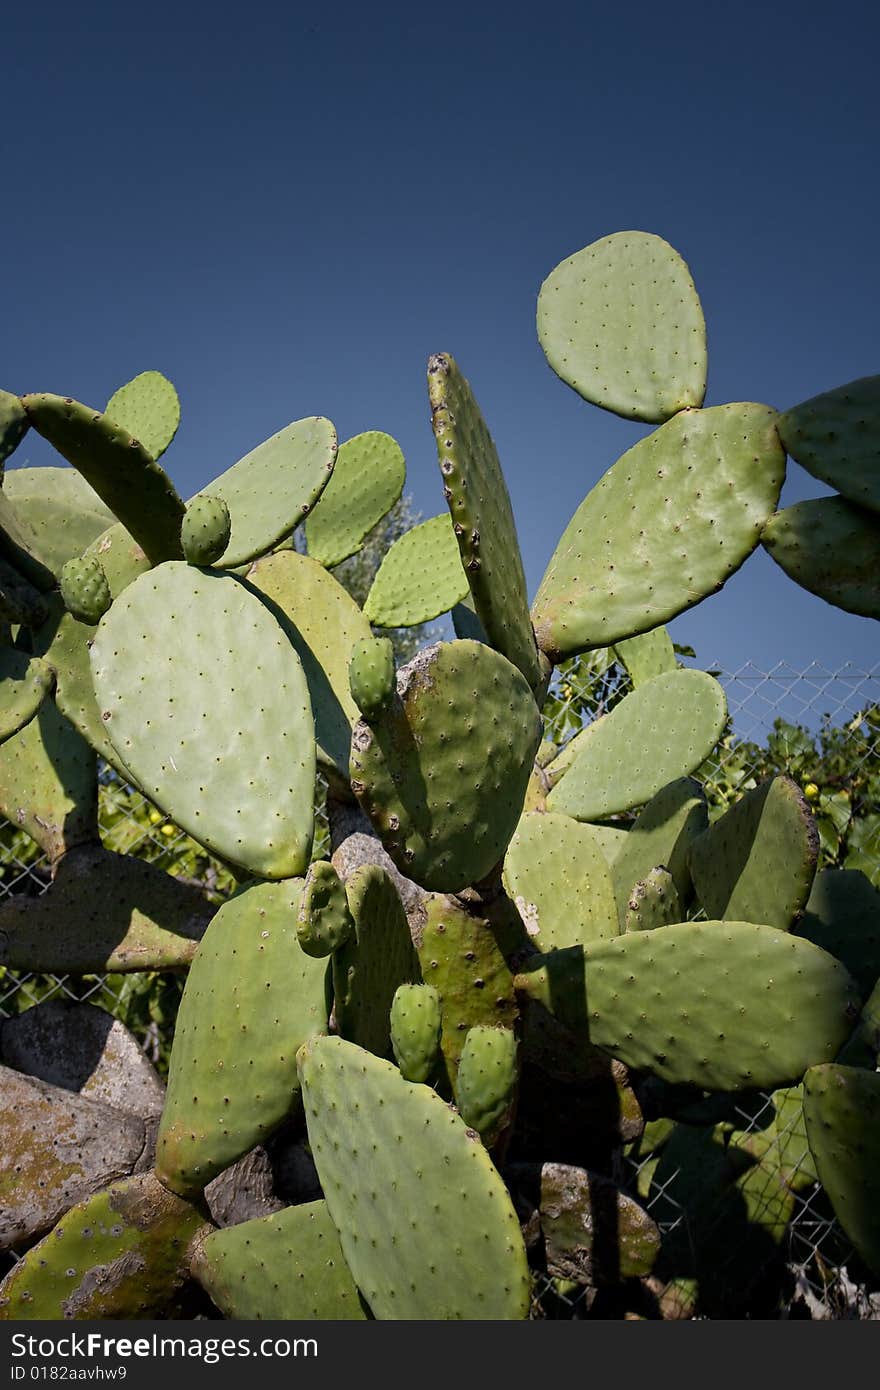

1,662,878,1318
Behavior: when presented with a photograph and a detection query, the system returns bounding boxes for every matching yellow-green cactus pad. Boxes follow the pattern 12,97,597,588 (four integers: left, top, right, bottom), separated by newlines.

803,1064,880,1276
428,354,543,690
777,375,880,515
0,1173,206,1321
20,393,185,565
0,390,29,467
191,1200,367,1320
298,1036,531,1319
793,868,880,999
91,562,315,879
515,922,860,1092
688,776,818,930
503,810,619,949
0,844,211,973
0,699,96,863
0,646,53,746
2,467,114,577
532,404,785,661
548,671,726,821
306,430,405,567
0,484,56,592
202,416,337,567
612,626,676,687
363,513,468,627
247,549,371,781
416,893,518,1090
332,864,419,1058
34,597,133,778
156,878,328,1197
762,496,880,618
537,231,707,424
105,370,181,461
612,777,708,920
350,640,542,891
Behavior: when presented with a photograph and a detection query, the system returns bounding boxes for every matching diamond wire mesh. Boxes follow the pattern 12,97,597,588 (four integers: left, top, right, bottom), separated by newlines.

1,665,878,1317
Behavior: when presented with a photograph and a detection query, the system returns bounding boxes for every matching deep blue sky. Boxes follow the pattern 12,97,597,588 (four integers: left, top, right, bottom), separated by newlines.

5,1,879,680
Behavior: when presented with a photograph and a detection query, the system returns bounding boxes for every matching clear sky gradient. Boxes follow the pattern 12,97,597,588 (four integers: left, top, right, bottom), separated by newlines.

5,1,879,677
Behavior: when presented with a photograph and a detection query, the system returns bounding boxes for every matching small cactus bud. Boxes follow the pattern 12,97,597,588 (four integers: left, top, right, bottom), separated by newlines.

181,493,231,566
59,556,112,626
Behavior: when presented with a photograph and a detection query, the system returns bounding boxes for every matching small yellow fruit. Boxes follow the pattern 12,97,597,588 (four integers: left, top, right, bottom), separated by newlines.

149,809,162,824
161,823,176,837
804,782,819,800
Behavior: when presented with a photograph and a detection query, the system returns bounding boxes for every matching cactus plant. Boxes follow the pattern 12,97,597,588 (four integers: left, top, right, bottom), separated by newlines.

0,226,877,1322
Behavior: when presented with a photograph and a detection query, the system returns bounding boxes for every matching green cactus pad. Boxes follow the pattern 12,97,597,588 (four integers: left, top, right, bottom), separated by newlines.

0,486,56,592
762,497,880,618
0,647,53,746
246,549,372,781
200,416,337,567
84,520,152,597
688,776,818,931
191,1200,367,1320
803,1064,880,1276
451,593,489,643
0,390,29,466
514,922,860,1092
305,430,406,567
105,370,181,461
298,1035,531,1319
455,1025,518,1145
416,893,518,1090
611,778,708,921
350,640,542,892
793,868,880,999
0,1173,206,1321
537,231,707,424
547,672,725,822
502,811,619,949
363,513,468,627
532,404,785,661
2,467,115,577
348,635,395,720
624,866,681,931
157,878,328,1197
20,393,185,565
59,556,112,626
0,844,211,973
332,864,419,1058
612,626,676,687
33,599,131,777
297,859,354,958
728,1084,818,1194
427,354,543,689
777,376,880,514
841,978,880,1067
390,983,442,1084
181,493,231,566
0,699,96,863
91,562,316,879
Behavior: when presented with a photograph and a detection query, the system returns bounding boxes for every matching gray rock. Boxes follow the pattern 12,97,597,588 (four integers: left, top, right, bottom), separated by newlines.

0,1065,147,1250
204,1147,285,1228
0,999,165,1120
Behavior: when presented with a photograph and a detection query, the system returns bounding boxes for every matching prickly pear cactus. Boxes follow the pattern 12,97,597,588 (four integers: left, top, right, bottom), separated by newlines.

0,226,876,1323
